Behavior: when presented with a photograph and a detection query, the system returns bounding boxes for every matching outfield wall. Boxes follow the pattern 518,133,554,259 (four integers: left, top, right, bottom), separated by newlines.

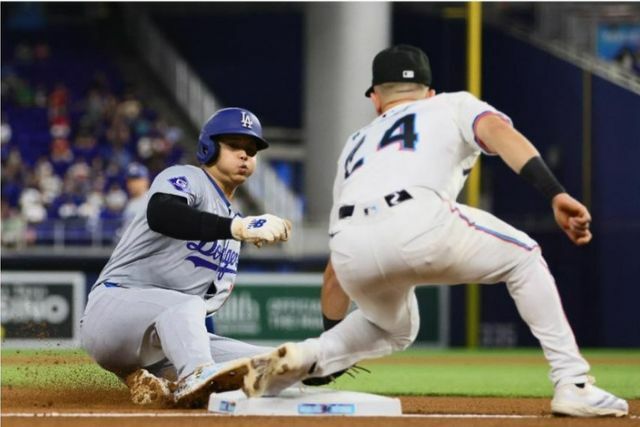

0,264,449,349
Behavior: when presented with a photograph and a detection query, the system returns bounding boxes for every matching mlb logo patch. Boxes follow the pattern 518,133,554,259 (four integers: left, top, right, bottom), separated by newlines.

402,70,415,78
168,176,190,192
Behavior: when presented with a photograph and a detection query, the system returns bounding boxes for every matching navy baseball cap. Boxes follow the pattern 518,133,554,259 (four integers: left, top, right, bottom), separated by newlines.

126,163,149,179
365,44,432,97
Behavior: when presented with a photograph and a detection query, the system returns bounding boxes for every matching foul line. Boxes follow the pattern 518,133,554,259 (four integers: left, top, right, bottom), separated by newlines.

2,412,637,419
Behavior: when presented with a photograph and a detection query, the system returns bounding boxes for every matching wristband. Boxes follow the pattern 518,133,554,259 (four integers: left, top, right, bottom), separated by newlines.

322,314,343,331
519,156,566,201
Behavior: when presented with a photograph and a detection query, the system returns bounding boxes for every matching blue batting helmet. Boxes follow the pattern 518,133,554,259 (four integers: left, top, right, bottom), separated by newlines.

196,107,269,164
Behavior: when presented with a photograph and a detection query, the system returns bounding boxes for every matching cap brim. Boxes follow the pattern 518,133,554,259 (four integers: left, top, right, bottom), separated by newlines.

365,86,374,97
254,137,269,151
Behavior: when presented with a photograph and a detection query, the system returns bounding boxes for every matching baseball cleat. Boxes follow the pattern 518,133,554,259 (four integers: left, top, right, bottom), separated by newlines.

125,369,175,407
173,359,251,408
243,343,311,397
551,376,628,417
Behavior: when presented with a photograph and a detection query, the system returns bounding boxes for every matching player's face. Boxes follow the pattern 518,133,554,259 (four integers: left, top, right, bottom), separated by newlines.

213,135,258,185
126,177,149,198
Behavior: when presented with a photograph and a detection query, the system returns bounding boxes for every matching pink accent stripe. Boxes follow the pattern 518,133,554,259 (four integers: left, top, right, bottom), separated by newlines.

472,111,512,154
448,203,539,252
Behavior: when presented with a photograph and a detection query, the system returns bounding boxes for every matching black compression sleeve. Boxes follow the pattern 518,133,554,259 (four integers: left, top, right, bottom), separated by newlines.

322,314,343,331
146,193,234,240
519,156,566,201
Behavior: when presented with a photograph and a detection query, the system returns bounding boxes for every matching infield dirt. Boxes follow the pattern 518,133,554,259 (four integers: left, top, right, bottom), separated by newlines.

2,354,638,427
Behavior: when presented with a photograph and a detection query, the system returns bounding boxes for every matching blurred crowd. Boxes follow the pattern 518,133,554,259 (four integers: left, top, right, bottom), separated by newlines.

1,41,186,247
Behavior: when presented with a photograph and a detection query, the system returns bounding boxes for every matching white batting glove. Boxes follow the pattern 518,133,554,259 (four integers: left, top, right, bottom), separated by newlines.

231,214,292,246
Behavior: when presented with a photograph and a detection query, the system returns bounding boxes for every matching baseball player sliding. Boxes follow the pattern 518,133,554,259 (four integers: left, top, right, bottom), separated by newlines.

239,45,628,417
80,108,289,408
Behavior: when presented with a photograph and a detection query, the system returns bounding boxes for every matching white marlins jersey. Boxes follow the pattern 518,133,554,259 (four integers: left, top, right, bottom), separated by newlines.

330,91,511,230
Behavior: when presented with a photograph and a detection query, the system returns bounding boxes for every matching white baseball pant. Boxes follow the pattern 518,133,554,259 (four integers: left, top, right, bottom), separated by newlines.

302,186,589,386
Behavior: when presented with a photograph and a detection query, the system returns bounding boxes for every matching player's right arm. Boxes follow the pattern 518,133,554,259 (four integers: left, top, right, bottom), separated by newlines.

321,260,351,330
146,166,290,244
147,192,234,240
476,115,592,246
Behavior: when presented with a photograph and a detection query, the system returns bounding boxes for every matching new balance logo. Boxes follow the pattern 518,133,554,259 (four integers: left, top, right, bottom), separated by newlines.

248,219,267,229
241,112,253,129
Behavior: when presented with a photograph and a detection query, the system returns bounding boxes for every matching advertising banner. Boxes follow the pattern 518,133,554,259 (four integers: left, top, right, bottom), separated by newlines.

214,273,448,346
1,271,86,347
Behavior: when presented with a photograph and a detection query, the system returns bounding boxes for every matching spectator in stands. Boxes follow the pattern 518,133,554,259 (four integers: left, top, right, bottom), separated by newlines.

1,197,26,247
105,119,134,170
19,187,46,223
1,148,25,207
50,137,74,176
2,36,186,247
73,129,100,162
121,162,150,232
49,161,92,220
33,156,62,205
49,115,71,139
101,182,127,221
1,113,12,148
49,82,69,123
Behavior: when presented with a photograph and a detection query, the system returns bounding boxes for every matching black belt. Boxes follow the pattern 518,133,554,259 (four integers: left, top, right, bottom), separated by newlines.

338,190,413,219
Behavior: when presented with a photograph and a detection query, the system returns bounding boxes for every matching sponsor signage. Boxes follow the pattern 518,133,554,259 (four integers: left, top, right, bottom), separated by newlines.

214,273,448,346
1,272,85,347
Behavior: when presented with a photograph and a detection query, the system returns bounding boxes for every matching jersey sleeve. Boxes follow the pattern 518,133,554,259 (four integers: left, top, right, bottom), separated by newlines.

453,92,513,156
148,165,203,207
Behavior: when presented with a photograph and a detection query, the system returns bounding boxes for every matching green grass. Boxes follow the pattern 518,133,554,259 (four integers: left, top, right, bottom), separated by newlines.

1,348,123,390
2,348,639,399
331,348,640,399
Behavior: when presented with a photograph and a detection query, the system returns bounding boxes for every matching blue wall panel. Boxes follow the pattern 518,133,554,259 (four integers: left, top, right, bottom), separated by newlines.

591,76,640,346
153,12,304,128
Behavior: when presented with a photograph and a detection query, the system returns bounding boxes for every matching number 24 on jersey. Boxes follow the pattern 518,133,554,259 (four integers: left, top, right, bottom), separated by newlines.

344,114,419,179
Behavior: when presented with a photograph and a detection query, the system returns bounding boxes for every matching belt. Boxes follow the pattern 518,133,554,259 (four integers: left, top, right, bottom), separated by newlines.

338,190,413,219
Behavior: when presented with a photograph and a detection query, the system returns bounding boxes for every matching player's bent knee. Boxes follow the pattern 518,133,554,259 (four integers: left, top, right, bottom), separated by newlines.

390,334,416,351
389,324,419,351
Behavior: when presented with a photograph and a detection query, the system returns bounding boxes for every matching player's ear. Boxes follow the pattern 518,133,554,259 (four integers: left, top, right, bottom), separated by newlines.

427,88,436,98
370,92,383,115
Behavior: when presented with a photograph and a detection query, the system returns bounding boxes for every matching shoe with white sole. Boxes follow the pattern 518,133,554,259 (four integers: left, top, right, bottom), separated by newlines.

125,369,175,407
551,376,628,417
173,359,251,408
244,343,313,397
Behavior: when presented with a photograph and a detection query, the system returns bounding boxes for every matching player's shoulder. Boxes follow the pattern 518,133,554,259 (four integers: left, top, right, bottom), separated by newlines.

152,164,204,188
435,91,480,104
156,164,201,178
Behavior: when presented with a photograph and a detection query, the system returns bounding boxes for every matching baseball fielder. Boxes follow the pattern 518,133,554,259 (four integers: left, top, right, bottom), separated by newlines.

243,45,628,417
80,108,290,408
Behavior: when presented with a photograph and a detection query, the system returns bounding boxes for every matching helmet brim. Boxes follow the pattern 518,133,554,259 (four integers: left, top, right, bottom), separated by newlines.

212,132,269,151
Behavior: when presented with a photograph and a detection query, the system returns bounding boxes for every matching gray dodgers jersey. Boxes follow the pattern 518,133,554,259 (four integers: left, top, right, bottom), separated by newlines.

94,165,241,313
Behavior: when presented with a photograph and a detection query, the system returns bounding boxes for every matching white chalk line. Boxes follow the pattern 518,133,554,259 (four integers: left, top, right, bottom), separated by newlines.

2,412,638,419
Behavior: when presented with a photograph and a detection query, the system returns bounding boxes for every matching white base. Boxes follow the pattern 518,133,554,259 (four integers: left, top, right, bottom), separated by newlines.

208,386,402,416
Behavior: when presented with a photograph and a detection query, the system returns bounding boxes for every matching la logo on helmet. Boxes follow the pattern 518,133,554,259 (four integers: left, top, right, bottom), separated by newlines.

241,112,253,129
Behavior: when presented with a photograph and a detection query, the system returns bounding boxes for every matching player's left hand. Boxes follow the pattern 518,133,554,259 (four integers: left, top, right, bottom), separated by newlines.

551,193,592,246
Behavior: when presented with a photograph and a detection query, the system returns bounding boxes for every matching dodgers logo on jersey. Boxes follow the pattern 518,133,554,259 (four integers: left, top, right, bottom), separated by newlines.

185,240,239,281
240,112,253,129
168,176,190,193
